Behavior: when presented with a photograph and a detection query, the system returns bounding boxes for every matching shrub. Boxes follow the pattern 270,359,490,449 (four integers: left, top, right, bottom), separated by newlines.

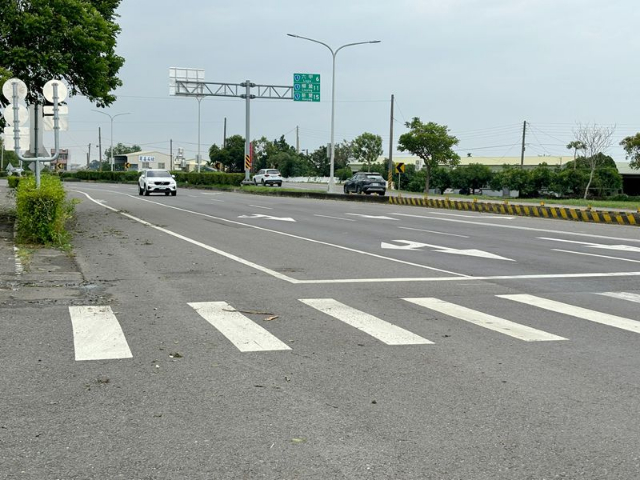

15,175,75,246
172,172,244,186
8,176,22,188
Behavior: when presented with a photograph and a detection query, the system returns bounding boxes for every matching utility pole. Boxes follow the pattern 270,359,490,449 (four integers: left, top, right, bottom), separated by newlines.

87,143,91,168
388,94,395,189
170,139,173,170
98,127,102,170
223,117,227,148
520,120,527,168
296,126,300,153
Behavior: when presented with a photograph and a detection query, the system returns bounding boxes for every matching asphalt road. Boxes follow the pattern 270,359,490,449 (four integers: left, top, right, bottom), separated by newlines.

3,182,640,479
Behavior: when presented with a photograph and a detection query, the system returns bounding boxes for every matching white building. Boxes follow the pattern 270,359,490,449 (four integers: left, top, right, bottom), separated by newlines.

115,150,172,171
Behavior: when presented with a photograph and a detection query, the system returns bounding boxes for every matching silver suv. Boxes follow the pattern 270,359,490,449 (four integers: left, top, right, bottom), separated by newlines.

138,169,177,196
253,169,282,187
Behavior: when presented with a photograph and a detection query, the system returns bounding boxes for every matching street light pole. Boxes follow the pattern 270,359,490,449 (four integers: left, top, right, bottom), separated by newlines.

196,95,203,173
287,34,380,193
93,110,130,171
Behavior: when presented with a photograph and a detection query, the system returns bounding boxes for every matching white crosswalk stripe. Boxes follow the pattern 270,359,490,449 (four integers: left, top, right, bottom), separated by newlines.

498,294,640,334
599,292,640,303
300,298,433,345
404,297,567,342
69,306,133,361
188,301,291,352
63,292,638,361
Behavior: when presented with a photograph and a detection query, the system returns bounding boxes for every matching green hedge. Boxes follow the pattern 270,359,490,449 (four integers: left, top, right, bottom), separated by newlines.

173,172,244,186
59,170,244,187
15,175,74,246
8,176,22,188
68,171,140,182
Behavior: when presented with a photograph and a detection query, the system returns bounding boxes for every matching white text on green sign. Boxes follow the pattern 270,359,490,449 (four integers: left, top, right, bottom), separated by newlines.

293,73,321,102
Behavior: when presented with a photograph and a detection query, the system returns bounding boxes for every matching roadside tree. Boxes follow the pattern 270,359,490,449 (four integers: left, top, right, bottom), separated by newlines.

566,140,586,169
451,163,492,193
620,133,640,170
398,118,460,193
489,166,532,196
1,137,20,169
352,132,383,171
0,0,124,110
209,135,245,172
103,143,141,161
572,123,615,199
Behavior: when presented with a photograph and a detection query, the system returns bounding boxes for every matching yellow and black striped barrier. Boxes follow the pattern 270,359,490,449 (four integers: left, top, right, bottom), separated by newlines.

388,196,639,226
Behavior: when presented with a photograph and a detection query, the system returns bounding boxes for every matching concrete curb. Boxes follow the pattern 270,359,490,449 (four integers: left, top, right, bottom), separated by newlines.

388,196,640,226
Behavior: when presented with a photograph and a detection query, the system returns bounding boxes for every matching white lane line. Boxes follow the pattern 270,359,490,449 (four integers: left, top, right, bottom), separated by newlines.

69,306,133,361
249,205,273,210
552,249,640,263
189,302,291,352
292,271,640,284
75,191,468,279
314,214,356,222
75,191,300,283
346,213,399,220
403,297,567,342
600,292,640,303
300,298,433,345
398,226,469,238
540,237,640,252
13,247,24,275
391,213,640,243
429,212,514,219
72,191,640,285
498,294,640,334
209,199,225,203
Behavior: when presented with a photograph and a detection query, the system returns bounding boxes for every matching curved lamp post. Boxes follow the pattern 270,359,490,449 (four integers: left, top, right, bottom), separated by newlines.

93,110,131,171
287,34,380,193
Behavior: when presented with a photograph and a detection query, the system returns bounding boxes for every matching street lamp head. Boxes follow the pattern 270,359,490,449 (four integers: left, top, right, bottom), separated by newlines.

369,40,382,44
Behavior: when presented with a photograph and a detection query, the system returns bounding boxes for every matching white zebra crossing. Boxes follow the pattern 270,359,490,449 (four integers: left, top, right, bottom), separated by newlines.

403,297,567,342
498,294,640,334
299,298,433,345
69,306,133,361
188,301,291,352
66,292,638,360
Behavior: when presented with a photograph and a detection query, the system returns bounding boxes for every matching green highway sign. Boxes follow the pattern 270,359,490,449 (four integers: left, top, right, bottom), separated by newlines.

293,73,320,102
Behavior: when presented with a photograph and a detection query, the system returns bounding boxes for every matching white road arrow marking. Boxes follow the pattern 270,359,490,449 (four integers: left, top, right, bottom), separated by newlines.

346,213,399,220
381,240,514,261
238,214,296,222
539,237,640,253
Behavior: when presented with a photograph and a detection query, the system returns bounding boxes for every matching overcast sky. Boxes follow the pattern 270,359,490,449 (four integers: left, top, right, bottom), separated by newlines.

56,0,640,165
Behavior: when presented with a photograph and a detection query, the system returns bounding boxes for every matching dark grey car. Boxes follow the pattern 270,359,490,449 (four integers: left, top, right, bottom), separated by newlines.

343,172,386,195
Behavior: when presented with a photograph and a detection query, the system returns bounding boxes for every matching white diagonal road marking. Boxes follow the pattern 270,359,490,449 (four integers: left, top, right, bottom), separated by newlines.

346,213,399,220
404,297,567,342
300,298,433,345
498,294,640,334
238,213,295,222
69,306,133,361
553,249,640,264
381,240,514,261
189,302,291,352
539,237,640,253
599,292,640,303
